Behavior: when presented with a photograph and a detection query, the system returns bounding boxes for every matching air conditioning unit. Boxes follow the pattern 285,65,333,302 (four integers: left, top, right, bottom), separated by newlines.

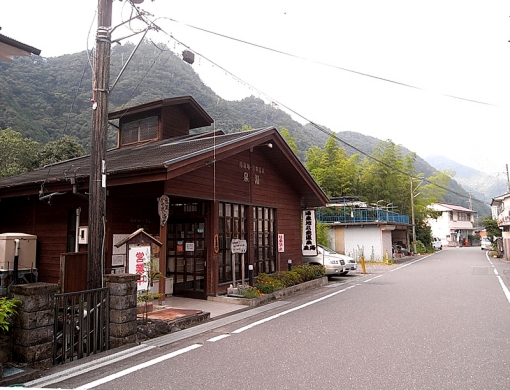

0,233,37,271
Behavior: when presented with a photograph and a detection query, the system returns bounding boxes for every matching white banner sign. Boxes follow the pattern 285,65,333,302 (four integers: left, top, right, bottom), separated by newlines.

278,234,285,253
302,210,318,256
128,245,151,291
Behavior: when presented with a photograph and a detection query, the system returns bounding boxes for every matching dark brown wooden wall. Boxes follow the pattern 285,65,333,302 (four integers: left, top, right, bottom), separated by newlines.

161,106,190,139
0,147,310,289
0,194,88,285
165,149,304,270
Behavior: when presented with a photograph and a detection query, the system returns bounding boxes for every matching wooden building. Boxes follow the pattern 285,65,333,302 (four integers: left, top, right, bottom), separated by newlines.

0,96,328,298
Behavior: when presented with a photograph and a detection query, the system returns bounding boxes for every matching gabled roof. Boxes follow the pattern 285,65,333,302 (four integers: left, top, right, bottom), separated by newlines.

431,203,475,213
0,127,328,208
0,33,41,62
491,193,509,206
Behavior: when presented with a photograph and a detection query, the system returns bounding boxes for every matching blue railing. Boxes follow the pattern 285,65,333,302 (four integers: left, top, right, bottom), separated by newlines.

317,208,409,224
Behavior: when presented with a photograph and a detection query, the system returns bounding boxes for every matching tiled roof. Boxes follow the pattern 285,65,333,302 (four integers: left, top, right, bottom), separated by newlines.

0,129,266,188
0,33,41,62
0,127,328,207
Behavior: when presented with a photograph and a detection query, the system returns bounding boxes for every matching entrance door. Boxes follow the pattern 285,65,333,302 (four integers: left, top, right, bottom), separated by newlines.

167,220,206,299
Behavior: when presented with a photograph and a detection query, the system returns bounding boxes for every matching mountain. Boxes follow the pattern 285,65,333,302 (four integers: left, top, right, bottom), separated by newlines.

0,41,491,217
425,155,507,206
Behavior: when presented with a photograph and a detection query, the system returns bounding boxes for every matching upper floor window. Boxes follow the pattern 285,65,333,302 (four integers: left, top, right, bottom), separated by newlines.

457,212,470,221
120,115,158,146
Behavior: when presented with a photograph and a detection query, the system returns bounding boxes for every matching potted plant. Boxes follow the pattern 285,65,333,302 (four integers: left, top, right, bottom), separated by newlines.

137,257,164,323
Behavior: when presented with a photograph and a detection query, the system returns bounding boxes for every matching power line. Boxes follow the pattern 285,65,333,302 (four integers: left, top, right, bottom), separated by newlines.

163,18,497,107
120,4,489,208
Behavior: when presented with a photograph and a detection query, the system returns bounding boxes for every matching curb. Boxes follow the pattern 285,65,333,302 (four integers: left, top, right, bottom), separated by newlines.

207,277,329,307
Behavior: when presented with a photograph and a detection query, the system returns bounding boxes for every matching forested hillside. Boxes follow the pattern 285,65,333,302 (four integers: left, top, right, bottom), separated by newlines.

0,41,489,216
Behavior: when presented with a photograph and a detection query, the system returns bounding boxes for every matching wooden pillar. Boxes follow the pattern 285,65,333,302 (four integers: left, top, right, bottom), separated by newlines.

88,0,113,289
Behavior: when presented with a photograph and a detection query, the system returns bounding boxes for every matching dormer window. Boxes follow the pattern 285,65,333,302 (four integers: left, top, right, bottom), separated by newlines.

120,115,158,146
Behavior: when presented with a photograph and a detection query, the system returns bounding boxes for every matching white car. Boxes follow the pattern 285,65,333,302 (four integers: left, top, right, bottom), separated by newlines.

302,245,353,279
432,237,442,250
341,256,358,275
481,237,492,250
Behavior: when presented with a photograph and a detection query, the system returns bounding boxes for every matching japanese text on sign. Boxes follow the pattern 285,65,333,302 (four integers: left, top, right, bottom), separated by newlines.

231,239,247,254
302,210,317,256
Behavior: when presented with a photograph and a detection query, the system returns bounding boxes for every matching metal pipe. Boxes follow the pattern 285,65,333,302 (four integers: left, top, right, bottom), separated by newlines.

75,207,81,252
13,239,20,285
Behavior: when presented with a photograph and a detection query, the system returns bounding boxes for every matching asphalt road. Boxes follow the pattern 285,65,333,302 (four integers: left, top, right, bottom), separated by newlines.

29,247,510,389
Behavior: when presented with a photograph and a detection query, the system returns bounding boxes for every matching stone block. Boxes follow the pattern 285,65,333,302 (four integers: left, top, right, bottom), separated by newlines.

13,326,53,347
14,309,54,329
109,321,137,338
109,294,137,311
104,273,140,286
109,334,137,349
12,341,52,364
109,308,137,324
106,281,138,296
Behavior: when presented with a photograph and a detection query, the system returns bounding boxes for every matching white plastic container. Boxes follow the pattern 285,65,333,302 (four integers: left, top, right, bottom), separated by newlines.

0,233,37,271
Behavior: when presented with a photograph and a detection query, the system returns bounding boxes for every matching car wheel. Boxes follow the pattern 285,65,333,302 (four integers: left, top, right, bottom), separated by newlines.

339,271,348,276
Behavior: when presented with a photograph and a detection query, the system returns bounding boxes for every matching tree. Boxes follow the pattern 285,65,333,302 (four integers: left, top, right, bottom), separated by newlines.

358,140,415,214
483,218,502,240
305,134,360,197
37,135,86,166
279,126,298,154
316,221,331,247
0,128,40,178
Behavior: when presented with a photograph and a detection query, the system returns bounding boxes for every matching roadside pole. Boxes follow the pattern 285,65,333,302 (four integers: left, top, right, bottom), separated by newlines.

88,0,112,289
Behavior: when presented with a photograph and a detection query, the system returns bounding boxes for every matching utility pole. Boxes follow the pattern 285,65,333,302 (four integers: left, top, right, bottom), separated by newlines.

88,0,113,289
410,176,417,255
506,164,510,193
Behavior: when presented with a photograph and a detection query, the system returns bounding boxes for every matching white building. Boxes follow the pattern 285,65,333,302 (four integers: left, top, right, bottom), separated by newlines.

318,199,411,261
491,193,510,259
427,203,476,247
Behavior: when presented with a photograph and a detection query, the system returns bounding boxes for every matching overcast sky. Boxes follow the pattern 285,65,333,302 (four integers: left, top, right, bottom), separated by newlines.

2,1,509,183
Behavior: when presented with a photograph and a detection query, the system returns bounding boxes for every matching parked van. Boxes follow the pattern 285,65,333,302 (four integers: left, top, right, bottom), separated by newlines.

432,237,442,250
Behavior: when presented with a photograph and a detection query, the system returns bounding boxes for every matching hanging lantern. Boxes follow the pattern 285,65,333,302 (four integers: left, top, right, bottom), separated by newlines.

182,50,195,65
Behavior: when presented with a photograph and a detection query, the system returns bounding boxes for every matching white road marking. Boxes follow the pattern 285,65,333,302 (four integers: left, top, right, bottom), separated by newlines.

69,260,420,388
486,252,510,304
207,334,231,342
76,344,202,390
232,284,358,334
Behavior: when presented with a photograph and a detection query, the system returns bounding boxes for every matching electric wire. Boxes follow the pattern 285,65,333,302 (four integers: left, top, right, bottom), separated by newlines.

115,2,491,209
162,18,497,107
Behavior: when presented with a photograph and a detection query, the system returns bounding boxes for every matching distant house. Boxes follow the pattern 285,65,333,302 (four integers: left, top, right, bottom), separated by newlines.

317,197,411,261
0,33,40,62
0,96,328,298
491,193,510,259
427,203,476,246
